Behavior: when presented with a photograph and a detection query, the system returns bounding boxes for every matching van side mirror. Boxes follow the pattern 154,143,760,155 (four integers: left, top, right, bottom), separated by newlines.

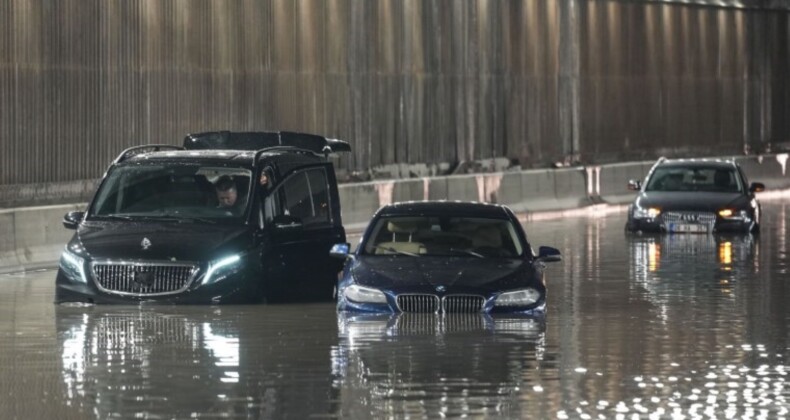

536,246,562,263
62,211,85,230
627,179,642,191
329,243,351,259
749,182,765,193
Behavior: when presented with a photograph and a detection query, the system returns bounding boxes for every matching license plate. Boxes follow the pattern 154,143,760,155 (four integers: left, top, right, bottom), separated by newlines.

667,223,709,233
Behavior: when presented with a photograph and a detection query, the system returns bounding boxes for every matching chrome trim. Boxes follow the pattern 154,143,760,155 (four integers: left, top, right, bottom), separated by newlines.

90,260,201,297
442,294,486,313
396,294,440,313
395,294,486,313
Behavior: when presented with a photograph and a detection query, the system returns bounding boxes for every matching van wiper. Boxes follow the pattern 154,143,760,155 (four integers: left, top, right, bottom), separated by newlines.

92,214,135,221
175,216,218,224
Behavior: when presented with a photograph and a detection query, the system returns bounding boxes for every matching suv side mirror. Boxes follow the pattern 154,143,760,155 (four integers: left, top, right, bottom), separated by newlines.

627,179,642,191
62,211,85,230
536,246,562,263
749,182,765,193
329,243,351,259
272,214,303,229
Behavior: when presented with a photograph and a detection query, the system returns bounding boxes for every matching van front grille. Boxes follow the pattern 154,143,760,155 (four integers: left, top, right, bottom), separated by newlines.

92,262,198,296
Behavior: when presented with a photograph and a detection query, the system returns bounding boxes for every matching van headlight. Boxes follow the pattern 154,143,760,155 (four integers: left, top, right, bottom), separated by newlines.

344,285,387,304
59,249,87,284
201,255,242,285
494,288,542,307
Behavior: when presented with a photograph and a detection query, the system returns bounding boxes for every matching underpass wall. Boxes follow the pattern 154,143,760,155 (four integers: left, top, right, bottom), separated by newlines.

5,154,789,274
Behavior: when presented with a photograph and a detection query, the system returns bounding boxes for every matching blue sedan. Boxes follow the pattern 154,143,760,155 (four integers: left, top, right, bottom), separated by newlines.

330,201,561,314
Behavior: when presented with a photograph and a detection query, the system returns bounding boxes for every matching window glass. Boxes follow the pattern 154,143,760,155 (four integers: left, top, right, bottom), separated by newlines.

267,168,331,227
90,165,251,223
645,167,742,193
362,216,524,258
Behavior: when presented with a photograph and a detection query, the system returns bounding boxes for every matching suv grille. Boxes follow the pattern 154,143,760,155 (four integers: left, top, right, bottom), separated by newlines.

92,262,198,296
396,294,485,313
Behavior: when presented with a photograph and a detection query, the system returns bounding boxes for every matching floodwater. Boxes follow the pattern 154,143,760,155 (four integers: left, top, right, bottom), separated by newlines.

2,202,790,419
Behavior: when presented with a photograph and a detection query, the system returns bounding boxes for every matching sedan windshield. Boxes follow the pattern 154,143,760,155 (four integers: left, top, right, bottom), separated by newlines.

362,216,524,258
645,167,742,193
89,164,252,222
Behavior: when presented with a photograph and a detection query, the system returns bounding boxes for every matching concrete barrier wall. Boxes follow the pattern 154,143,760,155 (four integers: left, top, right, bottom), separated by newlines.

0,204,84,272
4,154,790,273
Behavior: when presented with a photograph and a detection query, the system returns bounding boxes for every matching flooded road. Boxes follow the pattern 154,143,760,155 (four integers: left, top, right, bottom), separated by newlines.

2,202,790,418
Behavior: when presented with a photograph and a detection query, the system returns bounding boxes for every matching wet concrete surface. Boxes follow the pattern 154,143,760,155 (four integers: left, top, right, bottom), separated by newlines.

2,202,790,418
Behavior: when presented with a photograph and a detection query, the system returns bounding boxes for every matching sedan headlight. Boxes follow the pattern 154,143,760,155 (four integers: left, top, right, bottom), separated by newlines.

344,285,387,304
718,209,749,221
59,249,87,284
201,255,242,285
633,206,661,219
494,288,542,307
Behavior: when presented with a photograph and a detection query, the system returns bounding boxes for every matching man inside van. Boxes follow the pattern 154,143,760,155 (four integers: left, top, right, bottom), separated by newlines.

215,176,240,213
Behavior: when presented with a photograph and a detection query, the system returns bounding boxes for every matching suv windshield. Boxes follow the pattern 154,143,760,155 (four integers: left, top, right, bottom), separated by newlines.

362,216,524,258
89,164,252,222
645,166,742,193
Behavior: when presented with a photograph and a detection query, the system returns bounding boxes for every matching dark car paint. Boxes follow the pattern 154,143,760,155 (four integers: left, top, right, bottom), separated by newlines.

336,202,557,314
56,149,346,305
625,160,761,234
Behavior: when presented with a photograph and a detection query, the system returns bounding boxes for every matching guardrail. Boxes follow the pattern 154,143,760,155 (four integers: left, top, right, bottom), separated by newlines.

3,154,789,273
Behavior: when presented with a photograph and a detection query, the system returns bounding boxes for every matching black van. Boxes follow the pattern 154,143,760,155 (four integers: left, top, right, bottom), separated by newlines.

56,131,350,304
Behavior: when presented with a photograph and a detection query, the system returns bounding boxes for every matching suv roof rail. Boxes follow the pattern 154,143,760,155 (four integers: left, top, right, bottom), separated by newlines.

182,131,352,158
113,144,184,164
657,156,667,163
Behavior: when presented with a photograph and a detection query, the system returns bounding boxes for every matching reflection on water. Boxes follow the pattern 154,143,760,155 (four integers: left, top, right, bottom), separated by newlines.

4,203,790,418
332,313,547,419
630,233,759,304
54,305,339,419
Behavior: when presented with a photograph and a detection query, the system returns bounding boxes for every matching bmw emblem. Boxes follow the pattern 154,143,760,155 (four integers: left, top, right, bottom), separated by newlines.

141,237,152,250
436,285,446,293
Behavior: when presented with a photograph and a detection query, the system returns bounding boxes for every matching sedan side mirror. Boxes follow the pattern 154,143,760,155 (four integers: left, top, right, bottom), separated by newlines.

627,179,642,191
749,182,765,193
536,246,562,263
329,243,351,259
62,211,85,230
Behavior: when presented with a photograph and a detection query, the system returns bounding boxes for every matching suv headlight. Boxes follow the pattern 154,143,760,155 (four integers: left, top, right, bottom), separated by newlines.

633,206,661,219
201,255,242,285
59,249,87,284
494,288,542,307
344,285,387,304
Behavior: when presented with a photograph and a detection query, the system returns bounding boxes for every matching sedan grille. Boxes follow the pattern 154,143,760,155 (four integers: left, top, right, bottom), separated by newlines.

396,294,485,313
663,211,716,225
92,262,198,296
397,294,440,313
443,295,485,313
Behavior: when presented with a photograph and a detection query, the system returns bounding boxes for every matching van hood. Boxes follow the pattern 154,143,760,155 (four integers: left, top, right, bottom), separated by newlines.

75,222,252,262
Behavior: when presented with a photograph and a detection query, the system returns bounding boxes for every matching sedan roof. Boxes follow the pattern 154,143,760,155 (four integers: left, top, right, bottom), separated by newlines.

376,201,513,219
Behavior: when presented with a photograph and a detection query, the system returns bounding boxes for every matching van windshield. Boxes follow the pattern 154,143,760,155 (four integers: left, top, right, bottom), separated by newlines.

89,164,252,223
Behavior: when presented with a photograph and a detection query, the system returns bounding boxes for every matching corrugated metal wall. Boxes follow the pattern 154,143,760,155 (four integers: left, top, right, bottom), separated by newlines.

0,0,788,189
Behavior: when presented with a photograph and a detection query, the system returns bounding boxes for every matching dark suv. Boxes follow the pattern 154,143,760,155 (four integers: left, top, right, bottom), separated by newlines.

625,158,764,234
56,131,350,304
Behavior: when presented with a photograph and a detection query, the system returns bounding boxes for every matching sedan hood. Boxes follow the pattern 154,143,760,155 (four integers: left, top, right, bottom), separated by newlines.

352,257,534,292
636,192,748,212
75,221,251,262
